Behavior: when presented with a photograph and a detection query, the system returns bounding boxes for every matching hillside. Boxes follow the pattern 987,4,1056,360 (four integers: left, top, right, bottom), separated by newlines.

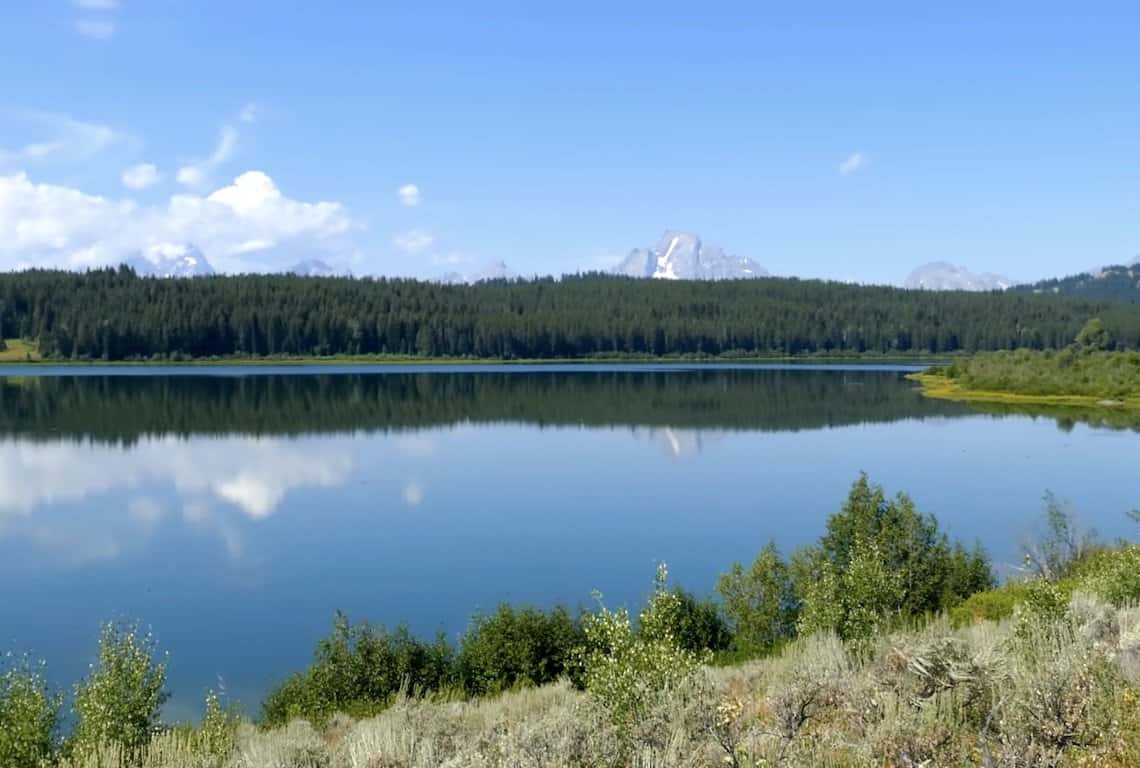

1011,263,1140,303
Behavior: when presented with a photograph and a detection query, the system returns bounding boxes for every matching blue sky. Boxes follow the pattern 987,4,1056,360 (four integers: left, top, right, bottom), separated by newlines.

2,1,1138,282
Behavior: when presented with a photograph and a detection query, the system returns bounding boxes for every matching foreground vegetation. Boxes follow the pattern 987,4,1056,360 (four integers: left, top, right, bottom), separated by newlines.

4,476,1139,767
4,268,1140,361
913,319,1140,413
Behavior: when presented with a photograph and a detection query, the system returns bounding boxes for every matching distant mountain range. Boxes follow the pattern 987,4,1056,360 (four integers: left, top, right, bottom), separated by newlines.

612,231,768,280
287,259,344,277
113,237,1140,304
437,260,516,284
904,262,1014,292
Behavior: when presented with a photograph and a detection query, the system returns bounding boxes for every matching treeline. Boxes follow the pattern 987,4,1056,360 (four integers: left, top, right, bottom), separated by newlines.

4,268,1140,360
0,369,966,443
1011,263,1140,303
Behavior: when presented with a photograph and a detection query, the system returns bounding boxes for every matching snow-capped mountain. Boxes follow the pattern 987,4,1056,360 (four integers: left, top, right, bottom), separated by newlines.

125,244,215,278
288,259,343,277
904,262,1013,292
613,231,768,280
437,260,517,284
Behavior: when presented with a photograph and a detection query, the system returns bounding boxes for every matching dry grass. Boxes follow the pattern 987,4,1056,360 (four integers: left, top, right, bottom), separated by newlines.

58,595,1140,768
0,338,40,362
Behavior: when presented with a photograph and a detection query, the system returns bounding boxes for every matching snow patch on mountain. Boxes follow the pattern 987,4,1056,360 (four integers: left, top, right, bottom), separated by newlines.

904,261,1013,291
287,259,344,277
125,244,214,278
613,231,768,280
436,260,517,285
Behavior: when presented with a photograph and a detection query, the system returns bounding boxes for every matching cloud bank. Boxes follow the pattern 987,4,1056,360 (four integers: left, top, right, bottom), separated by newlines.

0,170,353,273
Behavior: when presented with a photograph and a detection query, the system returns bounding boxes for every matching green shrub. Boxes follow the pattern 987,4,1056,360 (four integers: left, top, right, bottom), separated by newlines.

717,541,797,654
0,655,61,768
828,476,992,612
580,564,706,736
1074,545,1140,605
71,623,168,762
794,475,993,641
653,586,733,655
261,612,454,726
949,582,1031,626
798,533,905,642
456,604,584,696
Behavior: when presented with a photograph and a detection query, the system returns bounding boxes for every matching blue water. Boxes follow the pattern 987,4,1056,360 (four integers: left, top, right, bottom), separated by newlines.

0,364,1135,720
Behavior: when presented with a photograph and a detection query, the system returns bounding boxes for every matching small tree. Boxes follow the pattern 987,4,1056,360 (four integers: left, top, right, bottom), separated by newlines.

1021,492,1098,580
1073,317,1111,353
797,534,905,642
0,655,60,768
71,622,168,761
580,564,706,737
717,541,798,654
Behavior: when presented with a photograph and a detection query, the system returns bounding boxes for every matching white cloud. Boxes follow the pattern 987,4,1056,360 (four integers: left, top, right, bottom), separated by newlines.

393,228,435,254
121,163,161,190
0,170,354,273
397,184,421,207
73,0,119,8
838,152,868,176
75,19,116,40
177,126,239,188
0,111,122,166
239,103,259,124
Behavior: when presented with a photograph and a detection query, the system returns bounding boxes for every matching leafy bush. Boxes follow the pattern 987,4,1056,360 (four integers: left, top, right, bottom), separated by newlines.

70,622,168,761
653,587,733,655
261,612,454,726
580,564,707,736
798,533,905,642
1073,545,1140,606
717,540,797,654
0,654,61,768
791,475,993,642
456,604,585,696
949,582,1031,626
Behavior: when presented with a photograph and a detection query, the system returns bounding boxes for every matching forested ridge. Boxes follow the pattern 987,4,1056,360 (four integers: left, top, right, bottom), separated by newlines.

3,267,1140,360
1010,263,1140,303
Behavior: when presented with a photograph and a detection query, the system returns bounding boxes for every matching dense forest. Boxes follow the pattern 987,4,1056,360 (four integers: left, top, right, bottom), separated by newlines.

4,268,1140,360
1011,262,1140,303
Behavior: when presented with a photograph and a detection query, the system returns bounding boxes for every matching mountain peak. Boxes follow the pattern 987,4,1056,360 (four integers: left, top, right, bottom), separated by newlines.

125,243,214,278
613,231,768,280
288,259,344,277
904,262,1013,291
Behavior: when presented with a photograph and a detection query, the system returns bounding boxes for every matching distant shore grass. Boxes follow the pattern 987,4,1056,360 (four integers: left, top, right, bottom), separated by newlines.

0,339,41,362
907,370,1140,410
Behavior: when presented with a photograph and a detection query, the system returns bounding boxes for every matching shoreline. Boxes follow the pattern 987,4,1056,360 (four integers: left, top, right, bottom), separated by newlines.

0,346,957,368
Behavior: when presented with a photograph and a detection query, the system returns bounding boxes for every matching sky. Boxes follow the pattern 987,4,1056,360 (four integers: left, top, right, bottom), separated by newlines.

1,1,1139,283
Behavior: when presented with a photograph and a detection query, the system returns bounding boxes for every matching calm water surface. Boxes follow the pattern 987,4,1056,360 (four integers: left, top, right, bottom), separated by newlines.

0,364,1136,719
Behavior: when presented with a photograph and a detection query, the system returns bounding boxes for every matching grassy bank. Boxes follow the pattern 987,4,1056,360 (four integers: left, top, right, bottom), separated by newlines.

0,339,41,363
909,319,1140,412
907,370,1140,410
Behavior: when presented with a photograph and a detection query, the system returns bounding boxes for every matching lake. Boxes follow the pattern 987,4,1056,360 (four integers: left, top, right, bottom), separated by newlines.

1,363,1137,720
